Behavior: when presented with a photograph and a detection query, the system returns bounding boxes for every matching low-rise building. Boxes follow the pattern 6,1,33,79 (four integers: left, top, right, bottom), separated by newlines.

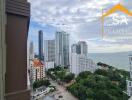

31,59,45,82
45,61,55,70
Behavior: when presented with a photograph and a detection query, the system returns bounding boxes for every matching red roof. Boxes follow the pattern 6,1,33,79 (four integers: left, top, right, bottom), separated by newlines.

32,59,44,67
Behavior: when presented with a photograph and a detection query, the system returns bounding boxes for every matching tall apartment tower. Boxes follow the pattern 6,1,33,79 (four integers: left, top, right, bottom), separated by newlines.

78,41,88,55
44,40,55,62
38,30,44,61
55,31,70,67
71,41,88,55
44,40,55,69
0,0,30,100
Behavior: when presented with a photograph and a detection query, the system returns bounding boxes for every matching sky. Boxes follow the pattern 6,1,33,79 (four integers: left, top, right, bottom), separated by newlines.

28,0,132,53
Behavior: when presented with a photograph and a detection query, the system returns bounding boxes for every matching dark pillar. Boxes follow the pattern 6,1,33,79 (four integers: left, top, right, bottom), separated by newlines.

5,0,30,100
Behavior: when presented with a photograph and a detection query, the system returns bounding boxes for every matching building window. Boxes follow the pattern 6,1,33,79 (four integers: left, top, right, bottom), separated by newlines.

129,82,131,86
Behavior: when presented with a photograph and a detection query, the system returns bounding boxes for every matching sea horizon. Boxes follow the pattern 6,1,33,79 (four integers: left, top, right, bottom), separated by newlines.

88,51,132,71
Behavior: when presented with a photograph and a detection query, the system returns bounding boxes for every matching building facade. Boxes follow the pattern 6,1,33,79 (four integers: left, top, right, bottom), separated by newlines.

55,31,69,67
44,40,55,70
45,62,55,70
27,41,35,90
70,41,96,76
78,41,88,55
44,40,55,62
71,41,88,55
71,44,78,53
127,80,132,96
38,30,44,61
31,59,45,82
29,41,34,60
70,53,96,76
127,55,132,96
27,41,34,70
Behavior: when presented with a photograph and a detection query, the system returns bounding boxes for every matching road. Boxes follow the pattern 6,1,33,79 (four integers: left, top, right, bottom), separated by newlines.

42,80,78,100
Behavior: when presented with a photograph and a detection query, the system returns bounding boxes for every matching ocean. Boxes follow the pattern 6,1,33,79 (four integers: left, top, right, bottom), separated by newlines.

88,52,131,71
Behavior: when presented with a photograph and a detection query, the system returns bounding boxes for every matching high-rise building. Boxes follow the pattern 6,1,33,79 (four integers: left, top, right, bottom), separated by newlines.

78,41,88,55
38,30,44,61
55,31,69,67
44,40,55,70
44,40,55,62
70,41,96,76
71,41,88,55
0,0,30,100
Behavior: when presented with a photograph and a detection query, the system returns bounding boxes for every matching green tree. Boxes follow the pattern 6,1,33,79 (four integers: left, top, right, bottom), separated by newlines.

64,73,75,83
78,71,92,78
56,70,66,81
33,79,50,89
94,69,108,76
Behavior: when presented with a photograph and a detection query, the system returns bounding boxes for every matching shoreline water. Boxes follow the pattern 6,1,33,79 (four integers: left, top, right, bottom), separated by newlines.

89,52,130,71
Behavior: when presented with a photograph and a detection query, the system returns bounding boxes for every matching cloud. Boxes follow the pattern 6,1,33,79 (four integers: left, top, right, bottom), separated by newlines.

28,0,119,26
28,0,132,53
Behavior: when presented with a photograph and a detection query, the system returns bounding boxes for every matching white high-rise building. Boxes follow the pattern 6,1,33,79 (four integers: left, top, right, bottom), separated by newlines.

55,31,69,67
127,55,132,96
44,40,55,70
70,41,96,76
